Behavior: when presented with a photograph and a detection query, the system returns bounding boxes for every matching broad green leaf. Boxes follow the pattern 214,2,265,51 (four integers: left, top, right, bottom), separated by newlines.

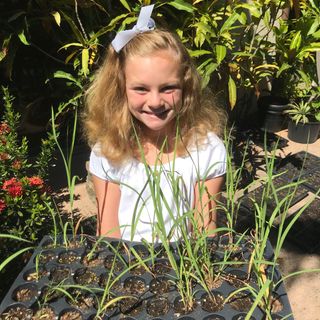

313,30,320,39
289,31,301,50
276,63,291,77
220,12,239,34
65,51,78,64
51,11,61,26
193,0,203,4
216,45,226,64
53,71,82,88
307,19,320,36
61,11,86,45
238,12,247,25
228,76,237,110
120,0,132,12
82,48,89,76
18,30,30,45
237,3,261,18
168,0,194,13
59,42,83,51
189,49,212,57
254,64,279,70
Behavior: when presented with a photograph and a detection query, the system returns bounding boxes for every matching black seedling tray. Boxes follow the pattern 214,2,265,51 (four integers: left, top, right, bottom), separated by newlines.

0,235,293,320
274,151,320,181
284,197,320,253
240,175,309,216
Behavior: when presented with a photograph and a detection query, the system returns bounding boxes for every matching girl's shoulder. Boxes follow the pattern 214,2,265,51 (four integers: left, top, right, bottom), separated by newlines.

89,143,135,181
189,131,225,155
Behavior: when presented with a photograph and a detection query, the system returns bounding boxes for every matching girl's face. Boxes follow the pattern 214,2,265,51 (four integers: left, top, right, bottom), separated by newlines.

125,50,182,139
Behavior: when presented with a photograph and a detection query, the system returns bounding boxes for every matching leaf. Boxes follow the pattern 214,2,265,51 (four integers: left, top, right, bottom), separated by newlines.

0,246,34,272
228,76,237,110
60,11,86,45
58,43,83,51
307,18,320,36
18,30,30,46
51,11,61,26
53,71,82,88
168,0,194,13
82,48,89,76
119,0,132,12
189,49,212,57
289,31,301,51
220,12,239,34
216,45,226,64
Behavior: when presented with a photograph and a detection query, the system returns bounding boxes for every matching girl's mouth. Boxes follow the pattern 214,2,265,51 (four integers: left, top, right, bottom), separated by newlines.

143,109,170,118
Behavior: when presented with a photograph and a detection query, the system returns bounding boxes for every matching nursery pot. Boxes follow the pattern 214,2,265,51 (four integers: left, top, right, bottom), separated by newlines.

257,96,289,132
288,119,320,144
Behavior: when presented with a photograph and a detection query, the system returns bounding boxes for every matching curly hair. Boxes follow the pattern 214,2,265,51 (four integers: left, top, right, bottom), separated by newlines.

83,29,227,165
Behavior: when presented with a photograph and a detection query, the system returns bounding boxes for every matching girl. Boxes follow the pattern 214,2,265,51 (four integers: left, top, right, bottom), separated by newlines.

83,5,227,243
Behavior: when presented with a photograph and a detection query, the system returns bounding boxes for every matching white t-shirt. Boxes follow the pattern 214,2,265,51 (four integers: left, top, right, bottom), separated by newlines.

89,132,226,242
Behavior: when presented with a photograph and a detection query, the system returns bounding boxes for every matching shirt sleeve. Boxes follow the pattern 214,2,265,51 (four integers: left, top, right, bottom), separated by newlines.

89,149,116,181
197,133,227,180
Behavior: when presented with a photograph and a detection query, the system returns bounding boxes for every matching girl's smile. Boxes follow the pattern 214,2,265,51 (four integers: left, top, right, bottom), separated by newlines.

125,50,183,139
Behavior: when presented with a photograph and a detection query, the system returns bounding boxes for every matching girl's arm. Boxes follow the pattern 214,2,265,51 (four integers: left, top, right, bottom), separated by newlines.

194,175,225,236
91,174,122,238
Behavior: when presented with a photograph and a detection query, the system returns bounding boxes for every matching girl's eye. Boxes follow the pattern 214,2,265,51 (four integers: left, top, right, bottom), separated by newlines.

162,86,179,93
134,87,147,93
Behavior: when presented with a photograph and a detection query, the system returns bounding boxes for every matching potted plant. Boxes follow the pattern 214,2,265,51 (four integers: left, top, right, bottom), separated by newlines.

285,94,320,143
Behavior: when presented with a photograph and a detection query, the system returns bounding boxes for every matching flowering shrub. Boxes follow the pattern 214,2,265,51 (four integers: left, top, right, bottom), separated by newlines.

0,87,55,241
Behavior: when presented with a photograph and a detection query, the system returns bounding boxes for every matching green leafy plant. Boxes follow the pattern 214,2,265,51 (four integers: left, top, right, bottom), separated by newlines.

0,87,55,241
285,95,320,124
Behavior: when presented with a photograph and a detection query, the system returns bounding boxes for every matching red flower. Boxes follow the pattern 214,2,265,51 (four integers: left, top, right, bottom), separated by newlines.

0,152,9,160
2,178,23,197
27,176,44,187
0,199,6,212
12,160,22,170
0,122,10,135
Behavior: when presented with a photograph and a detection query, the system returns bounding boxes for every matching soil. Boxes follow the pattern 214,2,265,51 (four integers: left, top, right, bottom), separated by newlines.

104,255,125,272
49,266,70,283
13,285,38,302
24,268,49,282
200,291,224,312
149,276,172,294
152,259,172,275
57,251,80,264
66,289,95,311
0,305,33,320
146,296,170,317
228,291,253,312
73,268,99,286
99,272,122,291
59,309,83,320
129,259,147,276
173,296,196,315
131,244,149,259
118,296,143,316
32,306,55,320
35,251,56,264
123,276,146,294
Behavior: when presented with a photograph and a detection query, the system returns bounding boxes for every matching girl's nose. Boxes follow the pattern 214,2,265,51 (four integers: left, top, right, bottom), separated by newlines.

148,91,162,108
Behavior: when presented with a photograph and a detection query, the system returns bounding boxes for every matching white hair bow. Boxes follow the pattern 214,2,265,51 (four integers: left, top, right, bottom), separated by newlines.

111,5,156,53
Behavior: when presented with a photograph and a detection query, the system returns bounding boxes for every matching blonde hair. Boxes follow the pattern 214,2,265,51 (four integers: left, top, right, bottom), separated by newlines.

83,29,226,165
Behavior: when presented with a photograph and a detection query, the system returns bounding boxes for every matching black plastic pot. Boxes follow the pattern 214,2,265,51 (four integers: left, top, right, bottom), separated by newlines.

0,235,294,320
288,119,320,144
258,96,289,132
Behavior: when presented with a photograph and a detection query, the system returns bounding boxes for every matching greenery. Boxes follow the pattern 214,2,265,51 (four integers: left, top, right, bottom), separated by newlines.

285,94,320,124
0,1,320,317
